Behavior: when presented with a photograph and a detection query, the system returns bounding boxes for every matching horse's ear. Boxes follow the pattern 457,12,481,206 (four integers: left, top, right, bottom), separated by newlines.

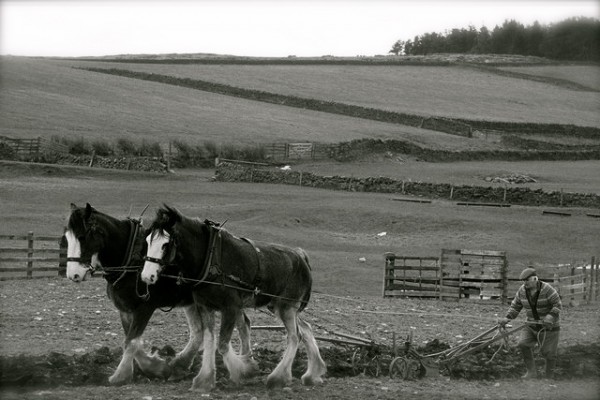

70,203,78,210
84,203,94,219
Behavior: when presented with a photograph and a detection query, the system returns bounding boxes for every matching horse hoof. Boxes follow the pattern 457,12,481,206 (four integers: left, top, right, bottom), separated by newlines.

108,374,130,386
301,375,323,386
266,375,289,390
189,384,214,393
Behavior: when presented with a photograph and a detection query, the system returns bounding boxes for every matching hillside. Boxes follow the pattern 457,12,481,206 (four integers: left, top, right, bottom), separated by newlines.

1,55,598,155
70,60,600,128
0,57,494,150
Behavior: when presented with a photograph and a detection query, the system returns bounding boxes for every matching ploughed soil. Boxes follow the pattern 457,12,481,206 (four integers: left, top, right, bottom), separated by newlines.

1,278,599,399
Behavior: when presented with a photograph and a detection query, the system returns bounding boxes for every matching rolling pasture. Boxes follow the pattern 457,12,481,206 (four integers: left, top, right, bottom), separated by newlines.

67,60,600,127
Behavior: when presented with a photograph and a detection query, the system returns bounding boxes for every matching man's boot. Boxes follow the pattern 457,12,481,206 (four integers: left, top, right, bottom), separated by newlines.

545,359,556,379
520,348,537,379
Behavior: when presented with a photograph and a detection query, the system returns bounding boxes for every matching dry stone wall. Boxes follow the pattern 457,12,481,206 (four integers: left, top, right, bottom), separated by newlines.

216,162,600,208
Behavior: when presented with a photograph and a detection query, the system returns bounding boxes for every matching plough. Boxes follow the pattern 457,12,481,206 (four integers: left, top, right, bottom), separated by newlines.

389,323,532,379
253,322,535,379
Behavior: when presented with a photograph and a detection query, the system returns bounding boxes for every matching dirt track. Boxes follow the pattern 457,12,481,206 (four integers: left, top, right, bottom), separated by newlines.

1,278,598,399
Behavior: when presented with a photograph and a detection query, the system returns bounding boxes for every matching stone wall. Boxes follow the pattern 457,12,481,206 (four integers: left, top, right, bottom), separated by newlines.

215,162,600,209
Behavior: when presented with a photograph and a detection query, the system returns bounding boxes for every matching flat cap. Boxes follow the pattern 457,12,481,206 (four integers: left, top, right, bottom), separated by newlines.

519,267,537,280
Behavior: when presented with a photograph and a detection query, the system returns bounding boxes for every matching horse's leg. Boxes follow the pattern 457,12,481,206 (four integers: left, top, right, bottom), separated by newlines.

216,307,247,385
110,308,161,384
236,312,259,379
190,303,217,392
169,304,204,381
297,316,327,385
237,312,252,356
266,306,300,389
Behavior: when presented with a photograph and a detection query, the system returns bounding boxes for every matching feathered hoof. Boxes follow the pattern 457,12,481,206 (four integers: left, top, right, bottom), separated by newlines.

190,375,215,393
301,374,324,386
108,371,132,386
266,374,290,390
241,356,260,378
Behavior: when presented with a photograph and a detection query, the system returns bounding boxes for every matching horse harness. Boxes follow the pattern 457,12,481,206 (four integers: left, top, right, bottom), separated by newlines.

171,220,263,296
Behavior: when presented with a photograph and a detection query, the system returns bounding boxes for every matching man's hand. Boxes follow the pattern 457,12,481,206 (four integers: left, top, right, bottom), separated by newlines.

497,317,511,327
543,314,555,329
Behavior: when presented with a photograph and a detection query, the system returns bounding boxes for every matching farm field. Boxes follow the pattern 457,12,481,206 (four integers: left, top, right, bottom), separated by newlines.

69,60,600,127
1,277,599,400
1,54,600,399
1,161,598,293
0,57,496,150
498,65,600,91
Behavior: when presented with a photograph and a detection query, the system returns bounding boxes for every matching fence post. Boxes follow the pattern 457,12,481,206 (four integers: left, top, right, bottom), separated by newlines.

570,266,576,304
501,258,508,305
89,150,96,167
450,185,454,199
59,234,67,277
592,260,600,302
438,256,444,300
383,252,395,297
26,231,34,279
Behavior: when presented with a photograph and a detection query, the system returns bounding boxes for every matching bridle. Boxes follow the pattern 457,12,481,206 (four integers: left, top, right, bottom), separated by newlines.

68,217,144,277
143,230,176,271
66,256,96,274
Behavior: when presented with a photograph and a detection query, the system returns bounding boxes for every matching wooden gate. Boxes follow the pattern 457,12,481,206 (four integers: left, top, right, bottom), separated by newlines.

382,253,442,298
441,249,508,302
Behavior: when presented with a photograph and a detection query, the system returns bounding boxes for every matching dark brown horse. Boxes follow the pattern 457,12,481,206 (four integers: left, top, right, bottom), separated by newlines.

141,205,326,391
65,203,253,384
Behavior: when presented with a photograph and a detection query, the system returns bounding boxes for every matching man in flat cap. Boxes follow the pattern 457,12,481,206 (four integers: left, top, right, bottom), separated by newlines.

498,267,562,379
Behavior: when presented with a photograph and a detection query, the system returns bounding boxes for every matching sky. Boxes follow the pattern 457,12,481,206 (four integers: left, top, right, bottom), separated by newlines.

1,0,598,58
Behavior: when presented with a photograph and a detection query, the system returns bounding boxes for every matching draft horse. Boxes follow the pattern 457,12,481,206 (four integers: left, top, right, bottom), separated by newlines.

65,203,253,384
141,205,327,391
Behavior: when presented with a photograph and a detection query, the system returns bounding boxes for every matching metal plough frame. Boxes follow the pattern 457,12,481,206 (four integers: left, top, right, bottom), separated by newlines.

389,323,530,380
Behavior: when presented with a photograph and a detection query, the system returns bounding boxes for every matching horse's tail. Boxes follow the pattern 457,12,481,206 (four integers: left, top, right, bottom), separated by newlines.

296,247,312,313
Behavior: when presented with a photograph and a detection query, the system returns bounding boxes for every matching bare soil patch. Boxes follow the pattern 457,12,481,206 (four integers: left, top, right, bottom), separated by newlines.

1,278,598,399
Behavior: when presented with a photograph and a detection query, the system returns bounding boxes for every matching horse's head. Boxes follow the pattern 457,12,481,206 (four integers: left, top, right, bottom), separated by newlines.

65,203,106,282
142,205,181,285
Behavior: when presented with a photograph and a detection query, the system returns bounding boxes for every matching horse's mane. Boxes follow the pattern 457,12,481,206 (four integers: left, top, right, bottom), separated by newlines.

149,205,207,235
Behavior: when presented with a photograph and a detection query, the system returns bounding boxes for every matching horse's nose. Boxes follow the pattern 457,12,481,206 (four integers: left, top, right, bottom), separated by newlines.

70,274,81,282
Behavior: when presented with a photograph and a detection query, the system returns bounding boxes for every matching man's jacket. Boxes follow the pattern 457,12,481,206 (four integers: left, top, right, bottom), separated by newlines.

506,281,562,328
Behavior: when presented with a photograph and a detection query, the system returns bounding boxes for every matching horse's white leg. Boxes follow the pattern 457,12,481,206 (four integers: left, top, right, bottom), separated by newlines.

109,337,140,384
297,317,327,385
110,310,155,384
267,307,300,389
169,304,204,380
190,306,217,392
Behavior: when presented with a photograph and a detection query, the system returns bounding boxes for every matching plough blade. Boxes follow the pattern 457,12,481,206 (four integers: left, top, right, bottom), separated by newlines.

421,358,440,377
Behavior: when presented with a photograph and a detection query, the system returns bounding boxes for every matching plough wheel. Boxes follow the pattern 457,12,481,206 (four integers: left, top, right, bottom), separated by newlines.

389,356,422,380
351,348,381,377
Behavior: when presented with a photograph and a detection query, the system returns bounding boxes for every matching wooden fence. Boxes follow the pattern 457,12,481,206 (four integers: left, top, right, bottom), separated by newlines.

0,136,68,156
384,250,599,305
0,232,66,280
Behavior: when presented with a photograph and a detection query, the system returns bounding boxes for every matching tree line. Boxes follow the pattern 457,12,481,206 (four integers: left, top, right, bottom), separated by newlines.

389,17,599,61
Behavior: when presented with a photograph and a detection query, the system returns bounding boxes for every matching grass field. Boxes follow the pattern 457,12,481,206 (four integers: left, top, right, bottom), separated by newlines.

68,60,600,127
1,162,598,296
0,57,493,149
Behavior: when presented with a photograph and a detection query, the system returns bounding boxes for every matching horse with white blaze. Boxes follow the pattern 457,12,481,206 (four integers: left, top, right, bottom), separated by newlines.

142,205,327,391
65,203,254,384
